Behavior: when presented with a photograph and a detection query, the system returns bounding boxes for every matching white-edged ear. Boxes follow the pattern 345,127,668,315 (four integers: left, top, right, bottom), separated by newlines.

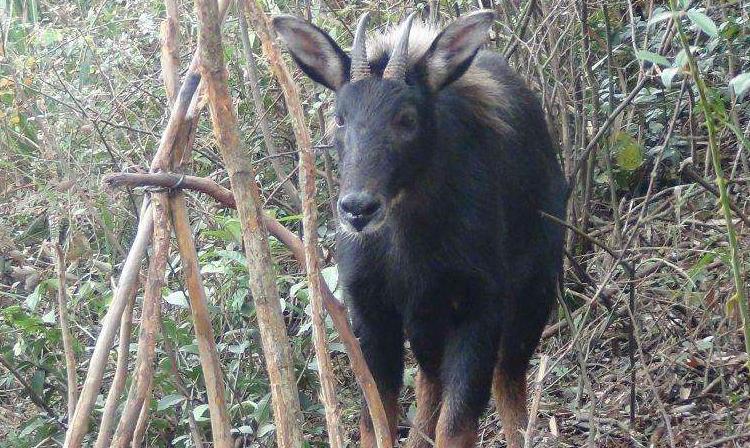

420,10,495,91
272,15,350,91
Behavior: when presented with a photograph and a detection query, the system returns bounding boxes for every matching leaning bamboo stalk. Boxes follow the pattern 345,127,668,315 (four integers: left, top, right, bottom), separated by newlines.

242,3,344,446
160,0,181,108
131,377,155,448
94,289,136,448
673,3,750,365
110,194,169,448
52,243,78,419
170,192,233,448
194,0,304,446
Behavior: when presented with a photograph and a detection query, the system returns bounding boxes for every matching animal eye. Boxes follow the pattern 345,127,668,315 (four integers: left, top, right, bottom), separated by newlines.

334,114,345,127
393,111,417,131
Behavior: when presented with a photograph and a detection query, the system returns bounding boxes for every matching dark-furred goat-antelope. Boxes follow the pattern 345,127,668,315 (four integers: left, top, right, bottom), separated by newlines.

274,10,566,448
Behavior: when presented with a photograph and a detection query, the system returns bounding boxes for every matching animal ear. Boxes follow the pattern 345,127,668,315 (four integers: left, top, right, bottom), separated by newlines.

272,15,350,91
419,10,496,91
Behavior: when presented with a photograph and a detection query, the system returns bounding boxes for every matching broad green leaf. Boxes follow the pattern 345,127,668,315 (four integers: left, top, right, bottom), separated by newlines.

686,10,718,37
193,404,210,422
157,394,185,411
164,291,189,308
729,73,750,97
612,132,644,171
636,50,669,67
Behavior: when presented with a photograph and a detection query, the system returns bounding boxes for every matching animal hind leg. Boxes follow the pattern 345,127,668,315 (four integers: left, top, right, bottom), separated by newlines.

405,368,442,448
492,361,528,448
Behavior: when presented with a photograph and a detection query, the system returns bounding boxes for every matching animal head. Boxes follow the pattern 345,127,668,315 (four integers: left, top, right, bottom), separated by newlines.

273,10,496,234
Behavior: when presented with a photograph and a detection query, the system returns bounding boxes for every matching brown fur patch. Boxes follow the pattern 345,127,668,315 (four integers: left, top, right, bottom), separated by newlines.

492,367,528,448
366,21,513,135
406,369,442,448
359,392,400,448
434,399,478,448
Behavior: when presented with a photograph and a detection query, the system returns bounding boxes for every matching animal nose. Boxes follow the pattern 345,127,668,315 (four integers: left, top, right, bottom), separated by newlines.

339,192,383,231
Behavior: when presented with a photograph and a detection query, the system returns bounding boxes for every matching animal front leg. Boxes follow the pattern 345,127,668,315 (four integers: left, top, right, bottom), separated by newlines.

434,321,498,448
353,309,404,448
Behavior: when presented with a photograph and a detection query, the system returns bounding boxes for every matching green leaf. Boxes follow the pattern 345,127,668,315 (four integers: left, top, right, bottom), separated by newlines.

635,50,669,67
157,394,186,411
193,404,210,422
612,132,644,171
686,10,718,37
165,291,189,308
729,73,750,97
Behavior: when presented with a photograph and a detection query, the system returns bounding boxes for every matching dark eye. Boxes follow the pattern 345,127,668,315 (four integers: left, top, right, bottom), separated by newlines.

393,110,417,131
334,114,345,127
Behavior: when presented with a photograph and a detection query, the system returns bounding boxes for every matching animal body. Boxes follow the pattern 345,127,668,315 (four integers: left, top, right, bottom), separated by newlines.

274,10,566,448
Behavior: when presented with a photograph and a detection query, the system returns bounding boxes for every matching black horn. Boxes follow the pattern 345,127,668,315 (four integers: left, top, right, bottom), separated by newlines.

383,11,417,81
350,12,371,82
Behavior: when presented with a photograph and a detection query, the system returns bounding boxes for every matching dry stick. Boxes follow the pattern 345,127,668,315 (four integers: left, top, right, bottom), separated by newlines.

132,386,155,448
161,0,181,109
94,290,136,448
170,193,234,448
110,195,169,448
237,2,302,212
52,243,78,419
523,355,548,448
63,4,233,446
194,0,304,446
242,4,344,448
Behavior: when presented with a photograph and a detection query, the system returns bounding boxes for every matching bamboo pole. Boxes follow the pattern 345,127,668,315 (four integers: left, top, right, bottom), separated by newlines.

94,290,136,448
193,0,304,446
170,193,234,448
63,202,153,448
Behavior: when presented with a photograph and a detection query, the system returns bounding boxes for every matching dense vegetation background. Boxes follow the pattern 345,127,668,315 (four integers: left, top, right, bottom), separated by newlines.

1,0,749,446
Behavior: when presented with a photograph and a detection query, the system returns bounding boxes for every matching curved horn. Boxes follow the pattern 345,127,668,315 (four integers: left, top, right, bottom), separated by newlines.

350,12,371,82
383,11,418,81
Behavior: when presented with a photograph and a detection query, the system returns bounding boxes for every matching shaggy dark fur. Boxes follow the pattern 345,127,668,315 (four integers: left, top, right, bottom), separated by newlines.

274,11,565,447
